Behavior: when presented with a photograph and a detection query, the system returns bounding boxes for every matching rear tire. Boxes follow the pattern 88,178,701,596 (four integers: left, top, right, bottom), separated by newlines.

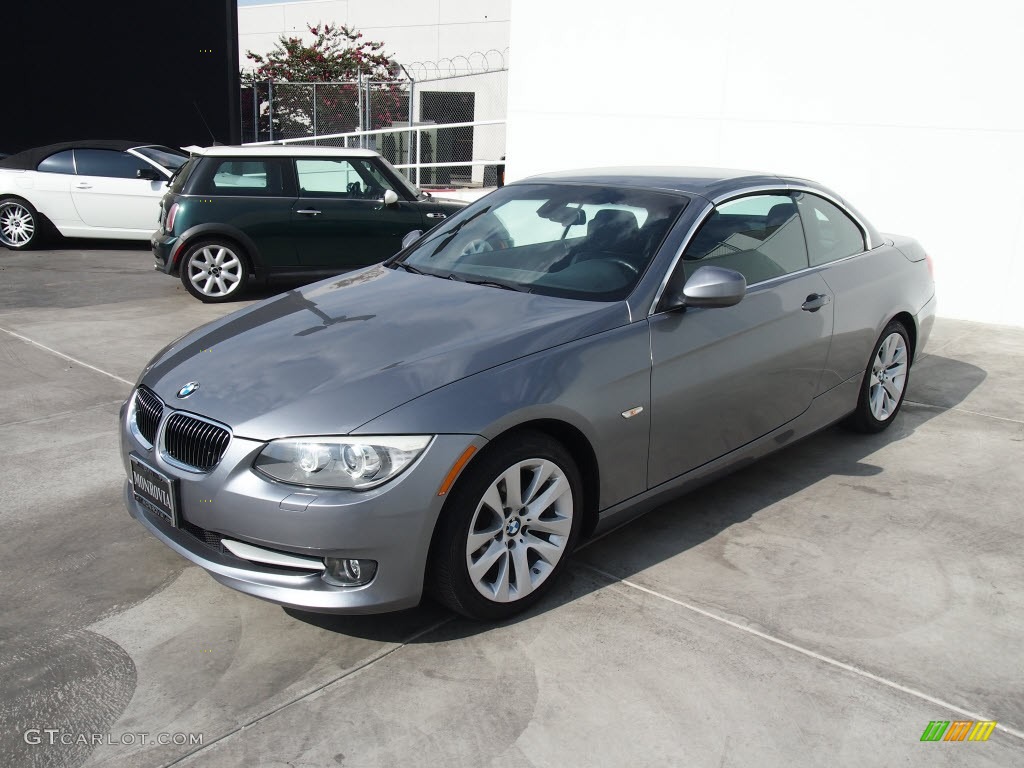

844,320,911,433
430,431,583,621
179,239,250,303
0,197,43,250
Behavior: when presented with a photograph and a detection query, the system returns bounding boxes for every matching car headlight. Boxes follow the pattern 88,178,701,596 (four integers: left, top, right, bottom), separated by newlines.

254,435,433,489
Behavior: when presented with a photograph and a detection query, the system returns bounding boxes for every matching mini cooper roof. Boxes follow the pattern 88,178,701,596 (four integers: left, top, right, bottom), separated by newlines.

184,145,383,159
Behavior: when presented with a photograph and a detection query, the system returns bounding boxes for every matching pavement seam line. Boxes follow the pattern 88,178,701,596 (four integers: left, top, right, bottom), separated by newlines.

0,398,125,429
0,325,135,387
160,615,454,767
580,564,1024,743
904,399,1024,425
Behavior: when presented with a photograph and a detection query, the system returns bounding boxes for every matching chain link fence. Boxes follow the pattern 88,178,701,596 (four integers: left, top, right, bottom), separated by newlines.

241,60,507,188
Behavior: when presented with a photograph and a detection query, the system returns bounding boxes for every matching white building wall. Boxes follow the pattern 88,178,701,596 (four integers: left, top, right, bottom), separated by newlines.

239,0,509,68
507,0,1024,326
240,0,510,184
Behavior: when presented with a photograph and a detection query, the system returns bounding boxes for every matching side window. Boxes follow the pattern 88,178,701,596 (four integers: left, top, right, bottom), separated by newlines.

74,149,149,179
192,159,283,196
296,159,365,198
352,159,399,197
36,150,75,175
794,192,865,265
682,193,808,285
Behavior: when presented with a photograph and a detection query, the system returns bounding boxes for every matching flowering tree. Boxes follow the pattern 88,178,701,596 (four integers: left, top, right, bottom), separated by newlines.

243,24,404,139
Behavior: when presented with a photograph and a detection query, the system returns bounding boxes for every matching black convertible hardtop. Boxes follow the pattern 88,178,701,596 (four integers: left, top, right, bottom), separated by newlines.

0,140,153,170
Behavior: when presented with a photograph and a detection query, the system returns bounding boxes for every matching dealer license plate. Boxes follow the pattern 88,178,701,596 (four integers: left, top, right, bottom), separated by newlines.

130,455,178,528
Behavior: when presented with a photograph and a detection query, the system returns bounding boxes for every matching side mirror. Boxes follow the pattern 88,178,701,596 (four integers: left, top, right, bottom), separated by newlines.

137,167,162,181
401,229,423,249
665,265,746,310
382,189,399,206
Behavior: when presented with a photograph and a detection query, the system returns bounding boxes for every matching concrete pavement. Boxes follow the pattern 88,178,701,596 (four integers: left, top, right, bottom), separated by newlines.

0,243,1021,767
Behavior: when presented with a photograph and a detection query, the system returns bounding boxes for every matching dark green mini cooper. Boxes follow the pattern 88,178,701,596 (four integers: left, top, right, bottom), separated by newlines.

152,146,465,302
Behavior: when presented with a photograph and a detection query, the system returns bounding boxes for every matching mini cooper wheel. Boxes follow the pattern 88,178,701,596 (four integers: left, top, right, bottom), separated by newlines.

180,240,250,302
431,431,583,620
846,320,911,433
0,197,42,250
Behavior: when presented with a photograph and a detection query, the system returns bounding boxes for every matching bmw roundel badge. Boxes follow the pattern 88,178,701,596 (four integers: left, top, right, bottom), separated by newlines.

177,381,200,399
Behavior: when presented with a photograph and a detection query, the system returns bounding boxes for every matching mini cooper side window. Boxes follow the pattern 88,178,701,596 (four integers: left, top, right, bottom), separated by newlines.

36,150,75,175
296,158,395,200
352,159,399,197
197,159,284,196
682,193,809,285
794,192,865,266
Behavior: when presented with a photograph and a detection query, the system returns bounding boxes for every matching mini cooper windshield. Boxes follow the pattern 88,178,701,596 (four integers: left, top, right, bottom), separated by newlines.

393,183,689,301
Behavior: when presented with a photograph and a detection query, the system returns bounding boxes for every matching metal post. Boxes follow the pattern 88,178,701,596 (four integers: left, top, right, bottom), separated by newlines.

415,128,422,187
252,84,258,143
364,79,372,147
404,65,415,172
356,72,363,147
267,79,274,142
312,83,318,145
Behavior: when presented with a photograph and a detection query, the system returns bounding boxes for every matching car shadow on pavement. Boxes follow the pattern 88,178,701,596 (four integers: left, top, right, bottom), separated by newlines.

283,353,986,641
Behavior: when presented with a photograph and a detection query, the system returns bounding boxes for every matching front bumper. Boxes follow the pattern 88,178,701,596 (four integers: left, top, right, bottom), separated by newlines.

120,398,485,613
151,231,179,275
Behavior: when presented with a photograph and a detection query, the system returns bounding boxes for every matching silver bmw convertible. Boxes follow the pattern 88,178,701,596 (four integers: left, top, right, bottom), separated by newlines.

120,167,936,620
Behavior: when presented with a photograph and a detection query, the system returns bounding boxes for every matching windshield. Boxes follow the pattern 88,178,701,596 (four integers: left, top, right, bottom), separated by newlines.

133,145,188,172
394,183,688,301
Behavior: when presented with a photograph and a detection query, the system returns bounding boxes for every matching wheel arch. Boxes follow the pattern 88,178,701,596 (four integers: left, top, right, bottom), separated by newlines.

173,224,263,279
422,417,603,614
431,418,602,550
0,194,56,248
890,310,918,362
510,419,601,541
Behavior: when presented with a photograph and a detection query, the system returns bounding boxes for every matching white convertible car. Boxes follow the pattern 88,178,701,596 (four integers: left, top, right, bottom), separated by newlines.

0,140,187,249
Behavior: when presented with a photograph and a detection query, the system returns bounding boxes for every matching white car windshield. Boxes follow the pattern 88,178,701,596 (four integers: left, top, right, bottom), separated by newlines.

133,145,188,172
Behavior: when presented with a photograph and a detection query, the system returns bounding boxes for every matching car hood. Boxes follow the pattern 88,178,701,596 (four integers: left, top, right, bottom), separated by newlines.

142,265,628,439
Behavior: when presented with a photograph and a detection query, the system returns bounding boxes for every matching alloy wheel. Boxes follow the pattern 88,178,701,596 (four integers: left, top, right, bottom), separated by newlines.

187,244,243,298
0,201,35,247
868,332,908,421
465,458,574,603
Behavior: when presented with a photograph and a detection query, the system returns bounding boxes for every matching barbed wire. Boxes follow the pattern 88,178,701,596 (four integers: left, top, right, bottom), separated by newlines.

403,49,509,81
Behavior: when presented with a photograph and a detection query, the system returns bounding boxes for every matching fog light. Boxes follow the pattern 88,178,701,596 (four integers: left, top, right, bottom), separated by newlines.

322,558,378,587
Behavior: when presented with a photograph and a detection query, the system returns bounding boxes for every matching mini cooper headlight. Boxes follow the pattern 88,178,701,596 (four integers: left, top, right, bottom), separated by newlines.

254,436,432,489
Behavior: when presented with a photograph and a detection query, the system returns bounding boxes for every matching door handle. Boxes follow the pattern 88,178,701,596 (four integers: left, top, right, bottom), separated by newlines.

296,209,321,216
73,183,92,189
425,212,446,219
801,293,831,312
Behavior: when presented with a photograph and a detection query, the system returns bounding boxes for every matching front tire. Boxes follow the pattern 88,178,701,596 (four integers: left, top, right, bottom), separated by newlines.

430,431,583,620
179,239,250,302
0,197,43,250
845,320,911,433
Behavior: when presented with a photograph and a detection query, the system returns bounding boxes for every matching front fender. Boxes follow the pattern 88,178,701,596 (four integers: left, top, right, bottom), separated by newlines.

355,321,653,511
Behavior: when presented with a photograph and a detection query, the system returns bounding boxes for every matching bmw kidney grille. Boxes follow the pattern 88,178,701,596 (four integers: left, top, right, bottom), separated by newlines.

134,387,164,445
133,388,230,471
